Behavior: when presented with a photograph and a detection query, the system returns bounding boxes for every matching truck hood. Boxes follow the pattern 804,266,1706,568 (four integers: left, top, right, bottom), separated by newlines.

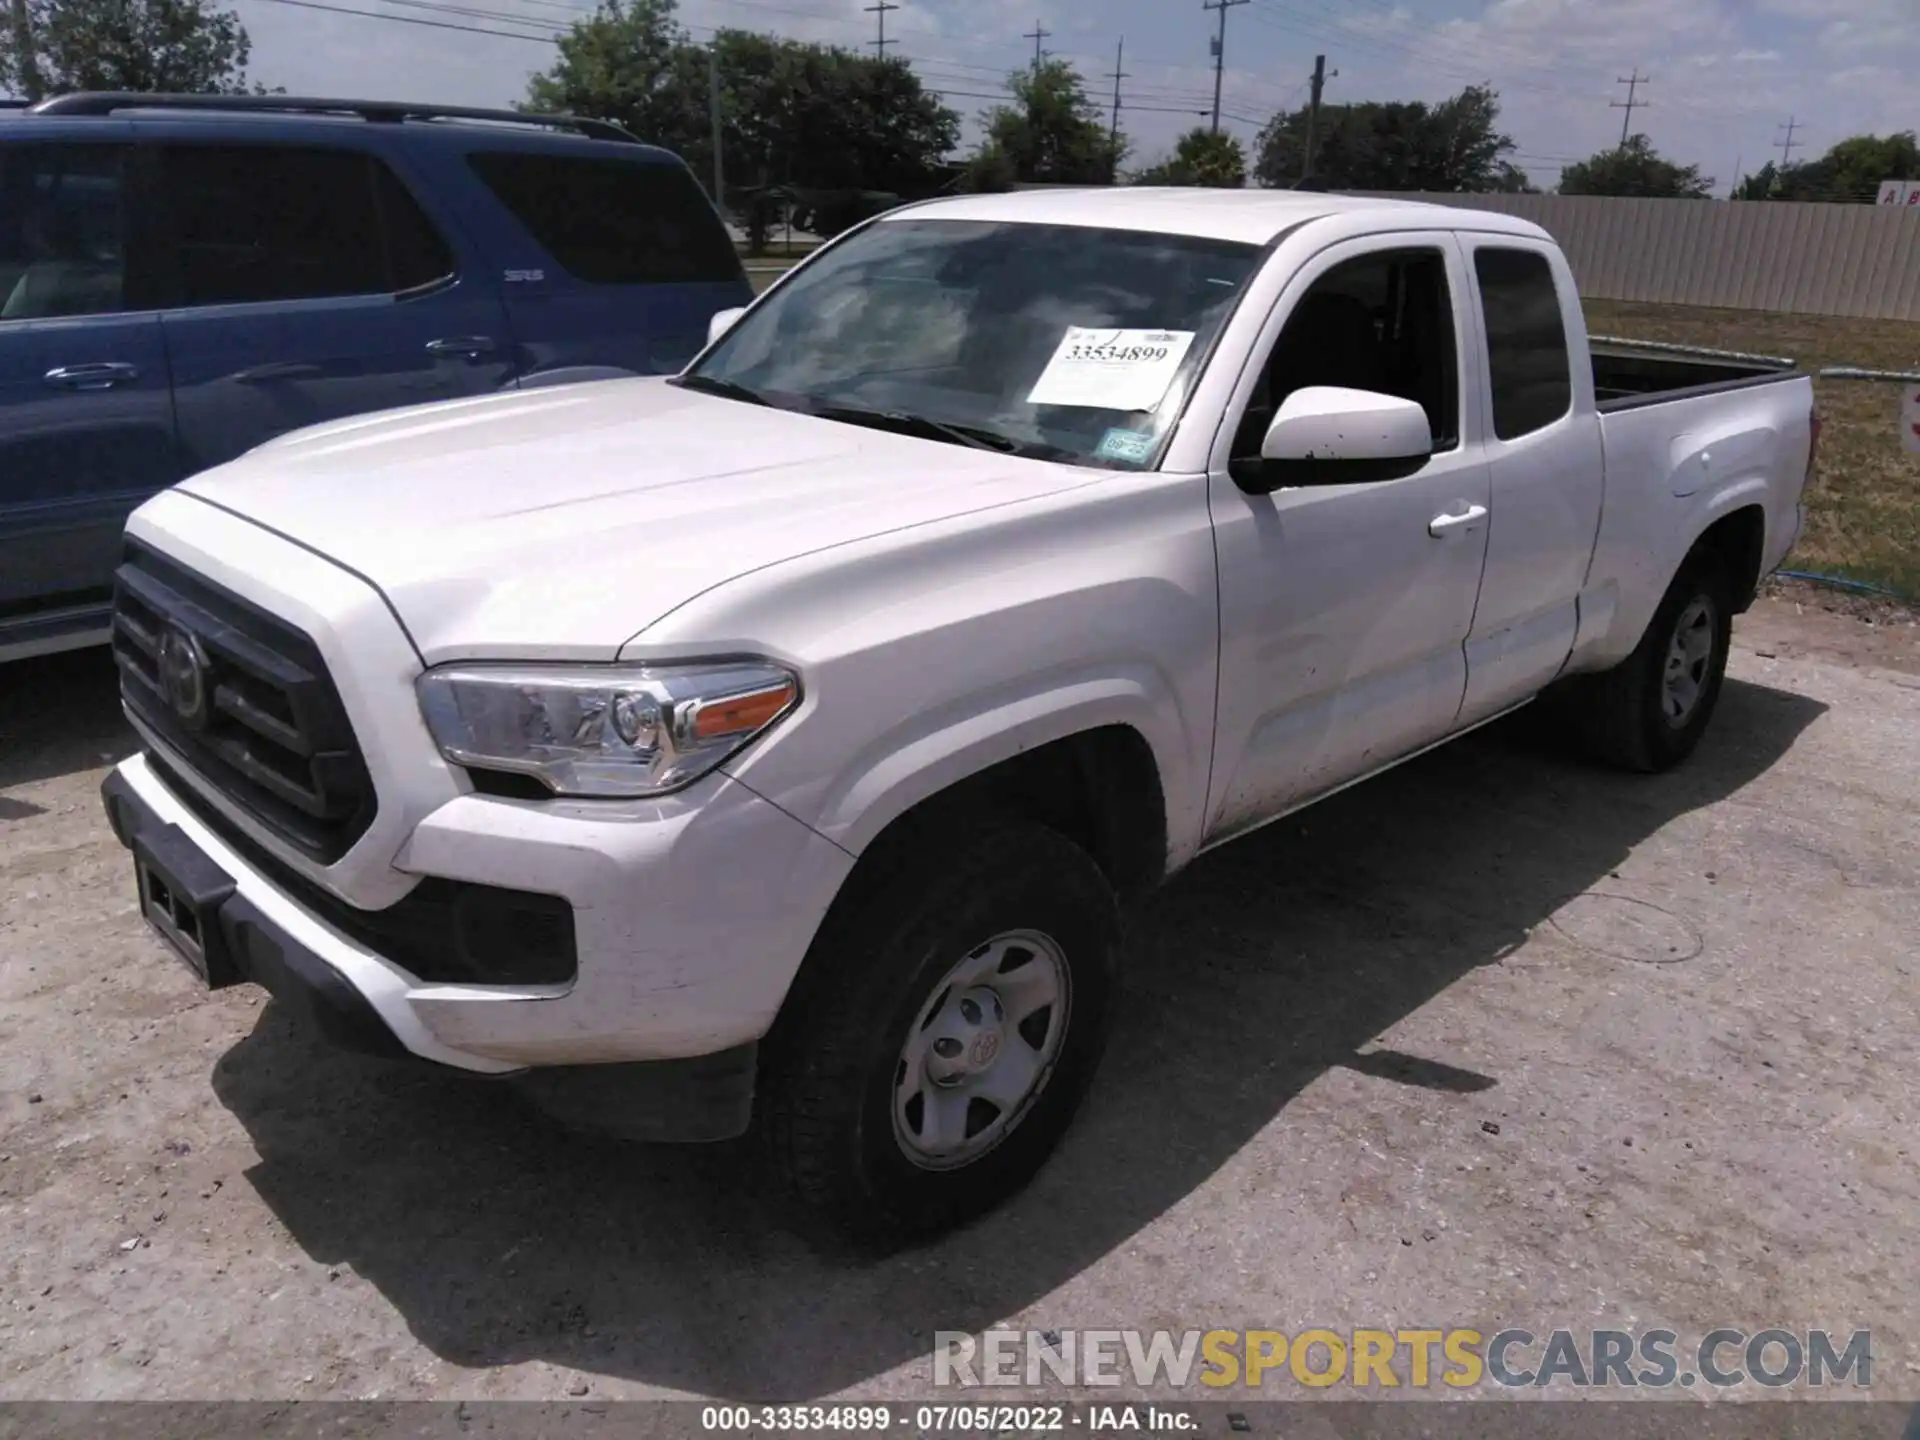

178,379,1093,663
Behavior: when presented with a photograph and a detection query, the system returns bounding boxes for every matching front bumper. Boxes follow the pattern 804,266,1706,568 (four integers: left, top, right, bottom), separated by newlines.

101,756,849,1142
102,749,855,1074
102,766,413,1062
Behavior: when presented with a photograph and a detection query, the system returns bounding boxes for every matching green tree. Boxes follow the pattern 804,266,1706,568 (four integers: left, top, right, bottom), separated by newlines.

1559,134,1713,198
2,0,258,99
526,4,958,219
1254,84,1520,192
1133,127,1246,187
1734,132,1920,202
1489,159,1537,193
525,0,696,152
960,144,1019,193
973,59,1123,184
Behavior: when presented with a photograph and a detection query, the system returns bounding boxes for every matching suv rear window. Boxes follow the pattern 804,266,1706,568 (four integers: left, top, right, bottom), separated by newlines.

467,151,741,285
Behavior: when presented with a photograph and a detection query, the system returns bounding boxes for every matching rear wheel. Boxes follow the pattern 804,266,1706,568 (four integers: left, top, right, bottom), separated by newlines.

758,815,1121,1249
1572,553,1735,773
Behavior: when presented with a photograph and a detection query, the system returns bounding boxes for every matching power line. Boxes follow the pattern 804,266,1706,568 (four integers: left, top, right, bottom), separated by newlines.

1250,0,1771,129
244,0,1278,135
1776,116,1804,166
1023,18,1050,74
1301,51,1331,182
1105,37,1127,180
1611,70,1648,148
251,0,551,43
1201,0,1250,135
484,0,1307,110
862,0,897,58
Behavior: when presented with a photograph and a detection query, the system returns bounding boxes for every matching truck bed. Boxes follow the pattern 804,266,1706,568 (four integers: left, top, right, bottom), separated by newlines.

1592,342,1803,413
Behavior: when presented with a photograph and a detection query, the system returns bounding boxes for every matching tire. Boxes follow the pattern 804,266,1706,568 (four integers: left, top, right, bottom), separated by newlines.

1572,552,1735,773
758,814,1121,1249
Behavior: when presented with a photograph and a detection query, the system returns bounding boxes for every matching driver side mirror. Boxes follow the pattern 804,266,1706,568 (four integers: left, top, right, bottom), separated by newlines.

1239,386,1434,493
707,306,748,347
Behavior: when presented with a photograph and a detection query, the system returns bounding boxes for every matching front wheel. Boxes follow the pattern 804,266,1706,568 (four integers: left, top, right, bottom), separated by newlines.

1572,553,1735,773
758,815,1121,1249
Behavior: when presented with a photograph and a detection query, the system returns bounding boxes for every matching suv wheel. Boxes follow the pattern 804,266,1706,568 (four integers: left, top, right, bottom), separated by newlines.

759,815,1121,1249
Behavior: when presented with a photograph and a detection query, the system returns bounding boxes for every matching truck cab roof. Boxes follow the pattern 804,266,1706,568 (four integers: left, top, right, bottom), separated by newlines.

889,186,1556,248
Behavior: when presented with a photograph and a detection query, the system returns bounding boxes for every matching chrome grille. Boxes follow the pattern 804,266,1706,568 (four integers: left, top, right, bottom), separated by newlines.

112,542,376,863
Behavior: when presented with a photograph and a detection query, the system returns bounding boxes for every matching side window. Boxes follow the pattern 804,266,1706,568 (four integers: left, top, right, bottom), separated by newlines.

467,151,741,285
1231,248,1458,460
1474,247,1572,440
160,145,454,307
372,162,457,294
0,144,132,321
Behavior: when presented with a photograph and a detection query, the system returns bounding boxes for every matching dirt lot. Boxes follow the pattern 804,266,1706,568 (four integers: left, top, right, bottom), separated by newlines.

1,591,1916,1405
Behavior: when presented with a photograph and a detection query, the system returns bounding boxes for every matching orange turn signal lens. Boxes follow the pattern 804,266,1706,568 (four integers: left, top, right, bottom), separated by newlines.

687,681,797,741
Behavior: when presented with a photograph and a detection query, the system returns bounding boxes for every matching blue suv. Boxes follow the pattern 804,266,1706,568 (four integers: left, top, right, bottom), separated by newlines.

0,93,752,661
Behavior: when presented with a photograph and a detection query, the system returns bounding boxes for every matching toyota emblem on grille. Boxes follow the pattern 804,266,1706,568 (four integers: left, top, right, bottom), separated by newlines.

157,625,210,727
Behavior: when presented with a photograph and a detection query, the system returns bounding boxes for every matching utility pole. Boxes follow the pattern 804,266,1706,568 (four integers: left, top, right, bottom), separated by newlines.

863,0,898,58
1202,0,1249,135
9,0,41,102
1776,116,1803,167
1105,37,1128,184
1024,19,1051,74
1301,53,1330,183
708,44,724,216
1612,70,1648,148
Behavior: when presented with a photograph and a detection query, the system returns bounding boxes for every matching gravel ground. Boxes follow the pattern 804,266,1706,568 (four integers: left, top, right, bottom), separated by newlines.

1,593,1915,1405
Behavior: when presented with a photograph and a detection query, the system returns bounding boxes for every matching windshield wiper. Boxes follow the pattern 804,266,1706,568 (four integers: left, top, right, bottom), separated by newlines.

672,373,770,407
807,404,1023,455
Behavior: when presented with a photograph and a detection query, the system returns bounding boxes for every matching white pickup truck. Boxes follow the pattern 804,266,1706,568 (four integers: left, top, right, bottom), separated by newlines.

99,189,1816,1245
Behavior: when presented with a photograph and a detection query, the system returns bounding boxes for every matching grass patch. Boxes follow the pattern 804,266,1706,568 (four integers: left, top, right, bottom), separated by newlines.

1586,300,1920,598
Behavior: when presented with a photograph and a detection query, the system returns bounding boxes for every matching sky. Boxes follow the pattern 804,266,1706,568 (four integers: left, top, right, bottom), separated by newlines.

227,0,1918,192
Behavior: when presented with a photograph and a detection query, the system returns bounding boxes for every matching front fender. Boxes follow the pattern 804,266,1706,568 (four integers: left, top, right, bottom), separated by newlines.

782,665,1190,861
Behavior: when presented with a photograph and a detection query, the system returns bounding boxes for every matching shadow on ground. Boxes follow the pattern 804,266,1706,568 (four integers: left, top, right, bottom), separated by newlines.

198,679,1825,1398
0,647,131,793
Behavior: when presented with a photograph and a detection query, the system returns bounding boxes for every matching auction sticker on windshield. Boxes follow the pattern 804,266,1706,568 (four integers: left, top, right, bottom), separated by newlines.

1028,328,1197,412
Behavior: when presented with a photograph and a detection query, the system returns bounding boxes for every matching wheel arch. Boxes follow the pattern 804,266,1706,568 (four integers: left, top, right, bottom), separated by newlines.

1688,502,1769,614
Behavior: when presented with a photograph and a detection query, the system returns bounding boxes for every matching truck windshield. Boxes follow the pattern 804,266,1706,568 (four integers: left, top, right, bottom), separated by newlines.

680,218,1263,468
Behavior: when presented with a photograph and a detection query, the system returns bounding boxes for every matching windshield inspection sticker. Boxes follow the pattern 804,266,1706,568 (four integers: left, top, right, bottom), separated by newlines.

1095,427,1158,464
1027,327,1197,412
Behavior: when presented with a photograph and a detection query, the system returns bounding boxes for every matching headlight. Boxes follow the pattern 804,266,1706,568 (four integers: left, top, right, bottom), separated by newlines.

416,660,800,798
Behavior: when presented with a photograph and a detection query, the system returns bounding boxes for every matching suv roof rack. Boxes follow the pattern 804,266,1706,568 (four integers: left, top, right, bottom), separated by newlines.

23,92,639,143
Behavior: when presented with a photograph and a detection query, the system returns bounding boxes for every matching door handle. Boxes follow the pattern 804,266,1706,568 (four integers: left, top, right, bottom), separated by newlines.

1428,504,1489,537
44,362,140,391
232,360,325,384
426,335,498,357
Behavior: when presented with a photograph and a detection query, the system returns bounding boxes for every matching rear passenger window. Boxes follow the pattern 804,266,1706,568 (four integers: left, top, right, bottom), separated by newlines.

468,151,741,285
0,144,134,320
160,146,455,307
1475,248,1572,440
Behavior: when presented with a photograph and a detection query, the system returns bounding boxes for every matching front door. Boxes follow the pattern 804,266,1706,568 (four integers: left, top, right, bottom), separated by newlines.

151,141,515,476
0,140,180,626
1204,235,1492,846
